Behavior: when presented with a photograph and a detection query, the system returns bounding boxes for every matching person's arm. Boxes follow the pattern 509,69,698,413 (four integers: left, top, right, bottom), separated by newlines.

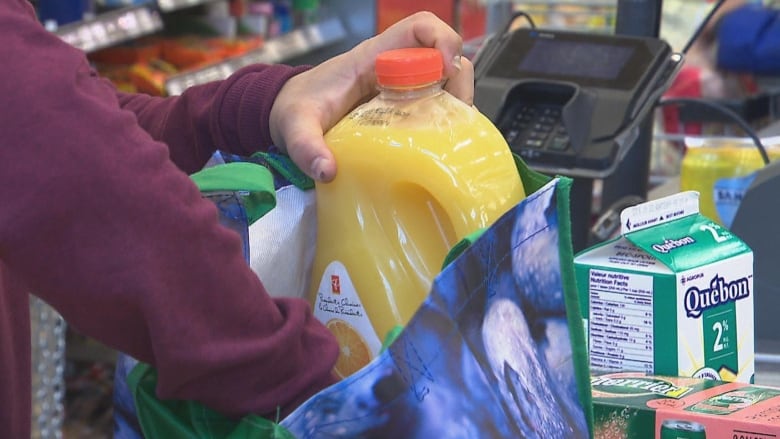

121,11,474,183
716,3,780,75
114,63,308,174
0,0,336,418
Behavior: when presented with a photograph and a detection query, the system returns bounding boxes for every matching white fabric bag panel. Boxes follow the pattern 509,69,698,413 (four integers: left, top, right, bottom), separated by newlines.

248,185,316,299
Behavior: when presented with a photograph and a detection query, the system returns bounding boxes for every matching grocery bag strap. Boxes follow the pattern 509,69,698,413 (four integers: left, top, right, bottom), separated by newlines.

127,362,296,439
441,228,487,270
208,150,314,191
380,325,404,353
514,152,551,194
190,162,276,224
251,151,315,191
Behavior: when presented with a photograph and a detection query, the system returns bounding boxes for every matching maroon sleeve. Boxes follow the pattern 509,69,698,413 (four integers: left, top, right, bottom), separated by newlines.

114,62,309,174
0,0,337,418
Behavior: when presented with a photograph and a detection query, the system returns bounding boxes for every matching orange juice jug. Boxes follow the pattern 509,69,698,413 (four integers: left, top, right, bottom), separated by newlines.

309,48,526,378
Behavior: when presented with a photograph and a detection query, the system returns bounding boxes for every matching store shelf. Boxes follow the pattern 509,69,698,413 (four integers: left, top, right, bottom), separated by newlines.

164,16,347,95
512,0,616,6
156,0,219,13
53,0,222,52
55,4,163,53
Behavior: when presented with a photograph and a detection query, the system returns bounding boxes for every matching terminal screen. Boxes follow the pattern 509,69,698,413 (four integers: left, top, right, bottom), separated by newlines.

484,29,663,90
518,39,634,80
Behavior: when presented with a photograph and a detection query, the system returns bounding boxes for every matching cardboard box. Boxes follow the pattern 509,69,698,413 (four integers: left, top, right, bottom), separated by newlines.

575,191,754,382
593,371,780,438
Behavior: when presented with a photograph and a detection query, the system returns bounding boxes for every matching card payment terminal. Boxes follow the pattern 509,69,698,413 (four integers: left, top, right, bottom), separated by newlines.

474,28,682,178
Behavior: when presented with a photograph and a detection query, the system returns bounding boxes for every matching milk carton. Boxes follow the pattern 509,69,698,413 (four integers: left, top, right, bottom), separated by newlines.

574,191,754,383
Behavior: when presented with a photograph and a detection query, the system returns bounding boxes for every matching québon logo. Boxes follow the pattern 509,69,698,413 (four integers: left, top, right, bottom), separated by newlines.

684,274,750,318
651,236,696,254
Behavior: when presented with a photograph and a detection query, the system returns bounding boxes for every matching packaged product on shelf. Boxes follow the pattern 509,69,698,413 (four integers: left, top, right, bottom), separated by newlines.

89,37,162,65
95,0,152,7
129,59,179,96
242,1,275,37
592,371,780,439
575,191,754,383
160,36,264,70
160,37,225,70
95,64,137,93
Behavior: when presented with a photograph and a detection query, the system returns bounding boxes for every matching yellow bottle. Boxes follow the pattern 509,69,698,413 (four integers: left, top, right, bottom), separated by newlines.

680,140,776,225
309,48,526,379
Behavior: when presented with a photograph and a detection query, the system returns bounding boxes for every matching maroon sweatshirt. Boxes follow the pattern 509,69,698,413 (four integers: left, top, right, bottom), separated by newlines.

0,1,339,437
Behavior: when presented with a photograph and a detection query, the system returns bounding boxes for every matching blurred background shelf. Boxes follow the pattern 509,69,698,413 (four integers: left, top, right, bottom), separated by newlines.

54,4,163,53
164,16,346,94
157,0,220,12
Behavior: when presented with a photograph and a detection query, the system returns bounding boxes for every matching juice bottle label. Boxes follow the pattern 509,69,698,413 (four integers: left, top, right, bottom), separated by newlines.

713,173,758,228
312,260,383,378
679,141,775,226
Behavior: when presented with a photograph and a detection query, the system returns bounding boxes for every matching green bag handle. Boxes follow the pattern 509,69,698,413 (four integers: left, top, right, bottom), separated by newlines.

190,162,277,225
441,228,488,270
127,362,296,439
251,151,315,191
514,152,552,194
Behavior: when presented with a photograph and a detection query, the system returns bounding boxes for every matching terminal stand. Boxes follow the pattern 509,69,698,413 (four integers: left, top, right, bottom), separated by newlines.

578,0,663,251
474,1,671,252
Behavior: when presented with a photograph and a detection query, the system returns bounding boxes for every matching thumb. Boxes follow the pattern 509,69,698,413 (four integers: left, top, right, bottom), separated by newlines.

281,117,337,183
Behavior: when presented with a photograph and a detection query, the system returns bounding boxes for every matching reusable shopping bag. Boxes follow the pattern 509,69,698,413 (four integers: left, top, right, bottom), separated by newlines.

128,364,295,439
127,155,594,438
279,165,593,438
188,149,319,299
114,151,309,439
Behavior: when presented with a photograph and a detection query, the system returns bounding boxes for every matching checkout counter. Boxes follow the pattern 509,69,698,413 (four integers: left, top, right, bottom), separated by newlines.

474,0,780,388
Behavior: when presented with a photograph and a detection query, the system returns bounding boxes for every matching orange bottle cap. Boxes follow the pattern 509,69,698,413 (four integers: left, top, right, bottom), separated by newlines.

375,48,444,87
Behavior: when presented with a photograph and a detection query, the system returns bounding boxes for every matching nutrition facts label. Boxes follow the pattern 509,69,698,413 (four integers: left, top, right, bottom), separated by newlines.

588,269,654,373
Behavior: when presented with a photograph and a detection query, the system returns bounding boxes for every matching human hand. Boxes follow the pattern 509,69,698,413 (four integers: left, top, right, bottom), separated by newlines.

269,11,474,182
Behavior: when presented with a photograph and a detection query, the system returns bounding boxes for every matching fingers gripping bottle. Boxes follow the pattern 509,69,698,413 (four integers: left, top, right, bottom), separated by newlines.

310,48,526,379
